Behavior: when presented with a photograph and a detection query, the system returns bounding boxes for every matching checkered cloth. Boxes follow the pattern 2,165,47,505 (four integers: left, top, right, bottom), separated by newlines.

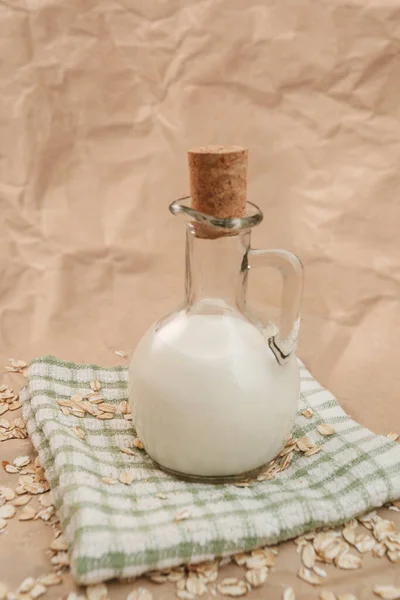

22,356,400,585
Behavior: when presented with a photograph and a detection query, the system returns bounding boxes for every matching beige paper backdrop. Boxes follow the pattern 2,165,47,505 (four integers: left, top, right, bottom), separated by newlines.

0,0,399,597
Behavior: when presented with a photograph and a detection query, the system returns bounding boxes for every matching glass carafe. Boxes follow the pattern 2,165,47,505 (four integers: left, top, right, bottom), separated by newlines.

129,197,303,483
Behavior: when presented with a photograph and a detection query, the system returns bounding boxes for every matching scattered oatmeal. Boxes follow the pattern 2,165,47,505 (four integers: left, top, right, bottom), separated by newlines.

373,586,400,599
19,505,36,520
186,574,208,596
119,400,130,414
388,549,400,563
127,589,153,600
97,412,114,420
233,553,247,567
98,403,116,414
217,578,248,597
301,543,316,568
119,471,135,485
296,436,315,452
13,455,30,468
89,393,104,405
50,551,70,567
120,447,136,456
175,508,191,522
305,445,323,457
133,438,144,449
72,427,86,440
335,552,363,570
38,573,62,586
297,566,323,585
313,565,327,578
147,572,169,584
4,359,28,374
354,533,375,553
86,583,109,600
245,554,267,570
280,451,293,470
90,380,102,392
18,577,35,593
245,566,268,587
386,432,399,442
3,461,18,474
115,350,127,358
12,494,31,506
30,583,47,599
317,423,335,436
373,519,396,541
24,482,49,494
50,535,68,551
301,408,313,419
262,548,277,566
0,487,14,501
37,506,54,521
9,400,22,410
373,542,387,558
102,477,117,485
0,504,16,519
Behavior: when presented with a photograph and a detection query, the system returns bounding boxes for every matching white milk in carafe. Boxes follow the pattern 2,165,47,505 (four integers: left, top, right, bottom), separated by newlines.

129,313,300,477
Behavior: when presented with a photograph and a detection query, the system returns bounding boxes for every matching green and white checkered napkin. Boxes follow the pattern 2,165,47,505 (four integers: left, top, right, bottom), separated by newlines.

21,356,400,585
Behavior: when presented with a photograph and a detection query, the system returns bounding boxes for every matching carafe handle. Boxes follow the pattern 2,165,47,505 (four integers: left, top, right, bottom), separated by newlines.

248,248,303,363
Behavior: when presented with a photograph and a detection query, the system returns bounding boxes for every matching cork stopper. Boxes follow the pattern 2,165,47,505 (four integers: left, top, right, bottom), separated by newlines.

188,145,248,221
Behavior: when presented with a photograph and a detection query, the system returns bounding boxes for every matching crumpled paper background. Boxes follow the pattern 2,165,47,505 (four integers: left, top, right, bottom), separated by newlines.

1,0,399,596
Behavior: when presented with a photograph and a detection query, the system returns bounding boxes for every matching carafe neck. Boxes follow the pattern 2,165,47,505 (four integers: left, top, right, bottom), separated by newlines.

184,229,250,312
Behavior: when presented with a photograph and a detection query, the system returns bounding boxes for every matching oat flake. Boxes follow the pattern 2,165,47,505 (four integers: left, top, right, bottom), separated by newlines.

30,583,47,599
38,573,62,586
86,583,109,600
126,589,153,600
217,578,248,597
245,567,267,587
18,505,36,520
0,504,16,519
301,543,316,568
301,408,313,419
120,447,136,456
317,423,335,436
119,471,135,485
175,508,191,522
297,566,323,585
373,585,400,600
283,588,296,600
12,495,31,506
334,551,362,570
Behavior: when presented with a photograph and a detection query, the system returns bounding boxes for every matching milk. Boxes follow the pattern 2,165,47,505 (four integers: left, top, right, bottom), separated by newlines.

129,313,300,478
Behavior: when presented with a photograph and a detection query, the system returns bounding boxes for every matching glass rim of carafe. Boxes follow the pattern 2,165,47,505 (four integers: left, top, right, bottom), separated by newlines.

169,196,263,232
